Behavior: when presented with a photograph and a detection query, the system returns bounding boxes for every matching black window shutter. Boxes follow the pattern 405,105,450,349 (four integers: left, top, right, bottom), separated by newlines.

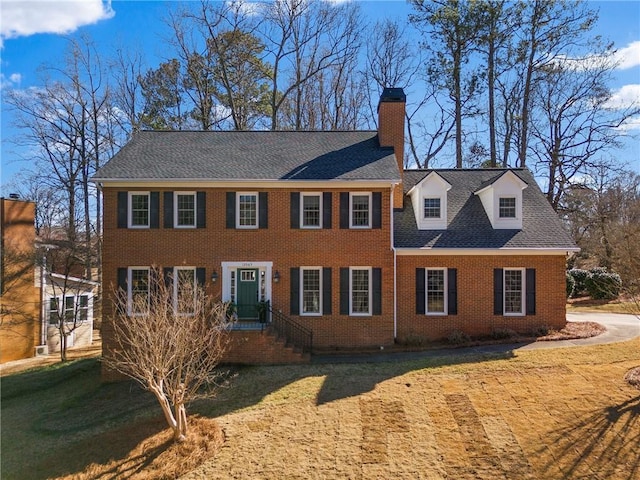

323,192,332,229
164,192,174,229
150,192,160,229
323,267,332,314
117,192,128,228
372,192,382,229
448,268,458,315
494,268,504,315
339,192,349,229
117,268,128,292
196,192,206,228
340,267,349,314
526,268,536,315
290,267,300,315
372,267,382,315
259,192,268,229
163,267,173,287
226,192,236,229
196,267,206,287
416,268,425,315
290,192,300,229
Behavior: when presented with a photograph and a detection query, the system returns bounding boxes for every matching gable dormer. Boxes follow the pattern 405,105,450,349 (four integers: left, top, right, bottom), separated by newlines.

407,172,452,230
474,171,528,229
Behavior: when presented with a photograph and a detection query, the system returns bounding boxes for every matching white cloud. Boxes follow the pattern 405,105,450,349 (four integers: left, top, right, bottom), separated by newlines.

604,84,640,110
614,41,640,70
1,0,114,42
0,72,22,89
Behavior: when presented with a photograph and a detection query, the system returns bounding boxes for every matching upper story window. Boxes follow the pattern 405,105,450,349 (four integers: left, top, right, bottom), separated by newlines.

129,192,150,228
175,192,196,228
499,197,517,218
237,193,258,228
301,193,321,228
423,198,442,219
350,193,371,228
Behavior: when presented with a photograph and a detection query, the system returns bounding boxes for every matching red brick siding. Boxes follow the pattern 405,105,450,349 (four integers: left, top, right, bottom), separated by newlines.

378,100,405,209
396,255,568,342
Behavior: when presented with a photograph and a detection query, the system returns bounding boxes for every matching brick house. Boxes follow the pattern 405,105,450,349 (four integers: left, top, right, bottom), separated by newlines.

94,88,578,367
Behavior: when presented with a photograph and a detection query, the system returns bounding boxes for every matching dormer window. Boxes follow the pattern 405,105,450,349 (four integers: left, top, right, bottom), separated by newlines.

423,198,441,219
407,172,451,230
498,197,517,218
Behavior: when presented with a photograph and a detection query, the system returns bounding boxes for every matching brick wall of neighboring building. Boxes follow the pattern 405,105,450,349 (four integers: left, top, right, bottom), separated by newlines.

100,186,396,372
396,254,568,343
1,198,40,363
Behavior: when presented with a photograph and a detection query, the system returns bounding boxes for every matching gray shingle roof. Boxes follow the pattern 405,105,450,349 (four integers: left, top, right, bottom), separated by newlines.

94,130,401,182
395,169,577,250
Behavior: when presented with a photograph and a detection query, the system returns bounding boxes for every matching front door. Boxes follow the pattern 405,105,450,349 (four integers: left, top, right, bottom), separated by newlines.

237,269,259,320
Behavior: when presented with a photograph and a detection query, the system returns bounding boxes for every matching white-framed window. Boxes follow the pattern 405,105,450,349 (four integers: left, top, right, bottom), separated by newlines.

175,192,196,228
301,267,322,315
174,267,196,315
426,268,447,314
48,295,89,324
350,267,371,315
128,267,150,315
301,193,322,228
237,193,258,228
504,268,525,315
499,197,517,218
350,193,371,228
423,198,442,219
128,192,150,228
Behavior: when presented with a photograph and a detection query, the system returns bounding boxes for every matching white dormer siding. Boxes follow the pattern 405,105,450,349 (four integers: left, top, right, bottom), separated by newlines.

474,171,528,229
407,172,452,230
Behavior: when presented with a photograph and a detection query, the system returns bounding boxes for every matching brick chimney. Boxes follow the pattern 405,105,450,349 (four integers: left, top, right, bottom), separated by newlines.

377,87,406,209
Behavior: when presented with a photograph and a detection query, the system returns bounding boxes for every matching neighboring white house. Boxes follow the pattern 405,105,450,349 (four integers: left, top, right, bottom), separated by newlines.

40,271,98,354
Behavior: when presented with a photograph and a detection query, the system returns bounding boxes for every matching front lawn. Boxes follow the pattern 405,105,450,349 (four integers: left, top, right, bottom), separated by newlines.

2,339,640,479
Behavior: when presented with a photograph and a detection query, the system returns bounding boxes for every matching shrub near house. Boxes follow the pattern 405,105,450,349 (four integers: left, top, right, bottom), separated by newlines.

94,88,578,370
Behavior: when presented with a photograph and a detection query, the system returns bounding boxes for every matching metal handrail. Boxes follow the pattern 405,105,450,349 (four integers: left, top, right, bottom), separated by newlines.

268,306,313,354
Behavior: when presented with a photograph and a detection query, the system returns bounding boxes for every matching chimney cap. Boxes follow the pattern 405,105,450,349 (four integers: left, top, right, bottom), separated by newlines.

379,87,406,103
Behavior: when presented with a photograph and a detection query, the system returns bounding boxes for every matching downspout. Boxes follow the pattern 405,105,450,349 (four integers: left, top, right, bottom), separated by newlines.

391,183,398,340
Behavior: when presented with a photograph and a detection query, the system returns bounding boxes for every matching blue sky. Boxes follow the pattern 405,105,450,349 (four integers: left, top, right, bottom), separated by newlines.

1,0,639,189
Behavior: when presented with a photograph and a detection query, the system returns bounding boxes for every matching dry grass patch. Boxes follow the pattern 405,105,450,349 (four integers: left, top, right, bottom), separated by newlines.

57,416,224,480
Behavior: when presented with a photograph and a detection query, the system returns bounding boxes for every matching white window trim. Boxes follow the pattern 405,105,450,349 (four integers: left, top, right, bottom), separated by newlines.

300,193,322,229
423,197,443,220
300,267,322,316
48,294,92,324
425,268,448,315
236,192,259,229
349,192,372,229
128,191,150,229
128,266,150,316
173,266,196,316
498,196,518,220
503,267,525,316
350,266,372,316
174,191,197,229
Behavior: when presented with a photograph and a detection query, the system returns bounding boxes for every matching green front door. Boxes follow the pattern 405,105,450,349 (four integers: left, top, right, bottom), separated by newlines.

237,269,259,320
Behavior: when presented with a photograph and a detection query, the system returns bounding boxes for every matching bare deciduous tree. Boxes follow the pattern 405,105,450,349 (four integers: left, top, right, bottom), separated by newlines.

104,267,232,442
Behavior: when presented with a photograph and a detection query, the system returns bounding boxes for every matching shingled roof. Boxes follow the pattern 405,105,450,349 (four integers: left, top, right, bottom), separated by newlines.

395,169,577,250
94,130,401,182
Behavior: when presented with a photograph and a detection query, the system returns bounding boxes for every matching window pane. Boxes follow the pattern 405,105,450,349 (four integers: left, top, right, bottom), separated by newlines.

351,195,370,227
176,194,195,226
504,269,523,313
49,298,59,324
302,195,321,227
239,194,257,226
302,269,321,313
499,197,516,218
351,269,370,313
423,198,441,219
131,194,149,226
176,269,195,314
131,269,149,314
426,269,445,313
